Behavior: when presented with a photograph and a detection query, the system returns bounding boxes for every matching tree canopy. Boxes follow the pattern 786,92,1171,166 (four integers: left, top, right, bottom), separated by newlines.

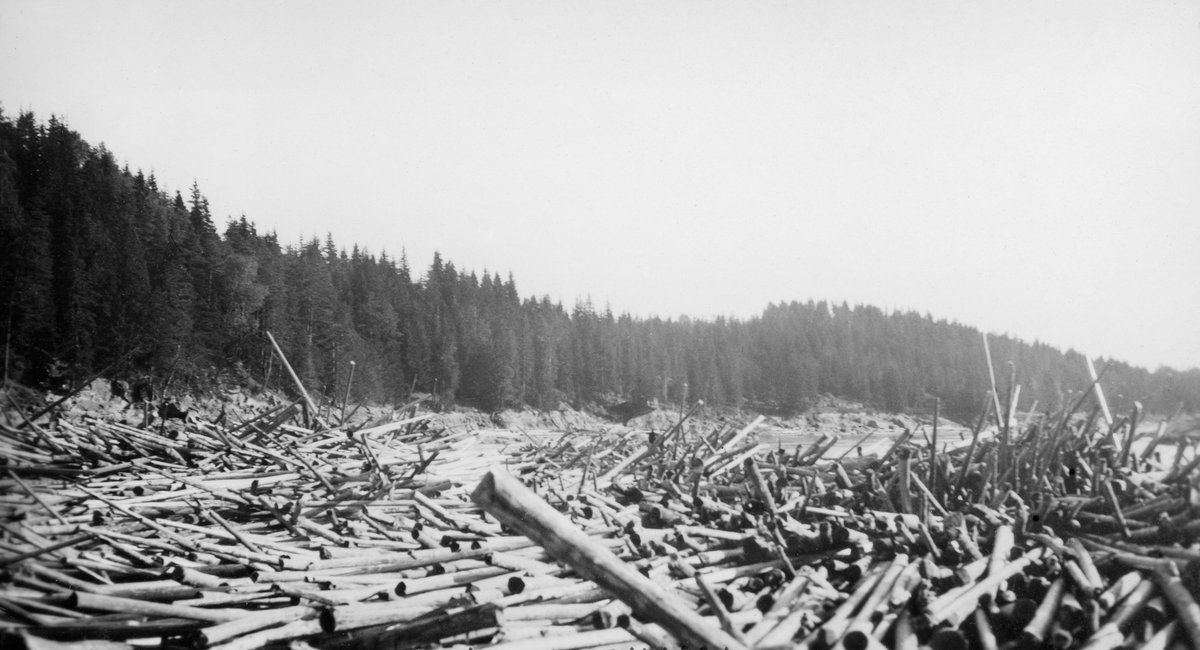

2,110,1196,419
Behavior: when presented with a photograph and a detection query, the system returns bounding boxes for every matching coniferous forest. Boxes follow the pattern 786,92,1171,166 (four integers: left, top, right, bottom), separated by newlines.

2,110,1198,420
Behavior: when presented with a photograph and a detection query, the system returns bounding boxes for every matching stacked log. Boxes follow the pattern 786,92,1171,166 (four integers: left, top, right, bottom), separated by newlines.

1,384,1198,650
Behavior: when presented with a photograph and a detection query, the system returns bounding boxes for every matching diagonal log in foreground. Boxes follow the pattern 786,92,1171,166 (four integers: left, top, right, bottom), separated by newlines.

472,468,750,650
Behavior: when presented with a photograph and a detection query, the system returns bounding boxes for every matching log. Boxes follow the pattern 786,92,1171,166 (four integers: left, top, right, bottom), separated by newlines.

471,468,749,650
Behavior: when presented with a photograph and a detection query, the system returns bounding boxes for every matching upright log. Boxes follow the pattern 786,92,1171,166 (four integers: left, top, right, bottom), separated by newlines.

1086,357,1114,427
265,331,326,430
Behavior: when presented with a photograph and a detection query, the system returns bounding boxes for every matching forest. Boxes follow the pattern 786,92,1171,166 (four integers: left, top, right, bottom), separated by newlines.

2,109,1198,421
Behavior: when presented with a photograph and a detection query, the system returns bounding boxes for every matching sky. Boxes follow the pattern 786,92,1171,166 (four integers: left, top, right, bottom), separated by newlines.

2,1,1198,371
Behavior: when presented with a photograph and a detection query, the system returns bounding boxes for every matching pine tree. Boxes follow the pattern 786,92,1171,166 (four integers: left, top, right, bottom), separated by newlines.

1,110,1197,417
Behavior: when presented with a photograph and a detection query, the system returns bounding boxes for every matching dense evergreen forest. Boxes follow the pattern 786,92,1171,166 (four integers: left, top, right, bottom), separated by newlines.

2,110,1198,420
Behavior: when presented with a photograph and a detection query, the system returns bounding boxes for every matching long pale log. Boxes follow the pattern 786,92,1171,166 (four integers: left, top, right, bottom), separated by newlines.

818,566,886,646
208,618,323,650
12,616,207,641
265,331,325,430
1086,357,1114,427
0,533,94,568
1097,571,1144,610
67,591,244,624
1079,577,1156,650
1068,538,1104,592
844,554,910,639
483,628,639,650
715,415,765,456
596,446,648,484
396,566,511,596
742,570,812,646
493,582,608,608
318,602,435,632
926,548,1045,627
187,605,317,647
499,603,609,623
471,469,749,650
1154,564,1200,650
323,603,503,650
985,524,1014,597
17,632,133,650
982,333,1004,426
1141,621,1179,650
1022,577,1065,644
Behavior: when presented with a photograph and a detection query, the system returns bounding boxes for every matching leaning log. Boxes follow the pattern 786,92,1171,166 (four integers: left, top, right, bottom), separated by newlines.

471,468,749,650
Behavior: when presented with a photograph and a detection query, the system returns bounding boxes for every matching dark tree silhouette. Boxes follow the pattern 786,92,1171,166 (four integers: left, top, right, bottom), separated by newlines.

1,109,1197,417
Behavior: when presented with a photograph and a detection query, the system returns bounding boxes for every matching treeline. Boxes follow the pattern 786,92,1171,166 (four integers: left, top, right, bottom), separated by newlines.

2,110,1198,419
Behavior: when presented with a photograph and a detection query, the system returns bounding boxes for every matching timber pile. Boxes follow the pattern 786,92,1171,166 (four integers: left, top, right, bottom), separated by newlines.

2,377,1200,650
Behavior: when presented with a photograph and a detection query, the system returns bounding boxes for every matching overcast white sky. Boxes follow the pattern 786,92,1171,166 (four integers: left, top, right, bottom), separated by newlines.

2,1,1198,370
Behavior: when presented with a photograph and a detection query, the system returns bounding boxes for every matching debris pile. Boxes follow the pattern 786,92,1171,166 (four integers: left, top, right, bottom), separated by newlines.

2,376,1199,650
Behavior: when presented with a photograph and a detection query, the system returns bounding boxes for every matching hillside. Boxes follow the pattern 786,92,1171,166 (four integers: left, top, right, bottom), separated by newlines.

1,109,1197,419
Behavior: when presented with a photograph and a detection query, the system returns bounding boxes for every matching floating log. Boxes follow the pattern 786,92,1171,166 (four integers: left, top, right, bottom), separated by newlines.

0,371,1190,650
